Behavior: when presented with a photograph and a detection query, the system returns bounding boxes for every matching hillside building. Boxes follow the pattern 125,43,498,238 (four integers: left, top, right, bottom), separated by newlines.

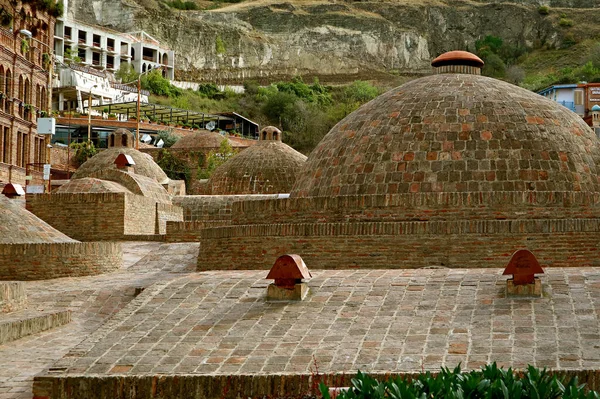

538,82,600,129
0,0,55,188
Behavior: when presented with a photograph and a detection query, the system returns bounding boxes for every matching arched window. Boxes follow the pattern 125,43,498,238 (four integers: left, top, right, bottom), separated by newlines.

162,53,168,65
121,133,128,147
4,69,11,113
41,87,46,111
272,132,278,140
18,75,24,101
131,48,135,61
262,131,267,140
36,84,41,109
142,63,146,73
24,78,30,104
109,134,115,147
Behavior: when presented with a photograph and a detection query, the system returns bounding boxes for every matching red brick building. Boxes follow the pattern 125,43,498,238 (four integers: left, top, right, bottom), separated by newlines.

0,0,56,187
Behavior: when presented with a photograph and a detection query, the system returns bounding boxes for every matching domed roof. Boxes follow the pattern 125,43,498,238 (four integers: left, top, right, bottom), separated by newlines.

207,141,307,195
431,51,484,68
291,73,600,198
72,147,169,184
592,105,600,112
0,195,76,244
171,131,244,149
54,178,132,194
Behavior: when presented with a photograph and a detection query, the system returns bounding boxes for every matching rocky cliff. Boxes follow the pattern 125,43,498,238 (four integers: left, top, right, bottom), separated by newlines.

66,0,598,83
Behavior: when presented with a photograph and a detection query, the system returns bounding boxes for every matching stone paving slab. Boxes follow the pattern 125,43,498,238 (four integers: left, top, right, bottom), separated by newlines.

0,242,199,399
38,267,600,381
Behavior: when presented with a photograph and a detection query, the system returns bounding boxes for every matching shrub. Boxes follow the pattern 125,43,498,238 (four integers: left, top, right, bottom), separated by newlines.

320,363,600,399
197,139,234,179
156,130,179,148
559,18,574,27
166,0,198,10
69,141,97,166
215,35,226,55
156,149,191,187
141,70,182,98
538,5,550,14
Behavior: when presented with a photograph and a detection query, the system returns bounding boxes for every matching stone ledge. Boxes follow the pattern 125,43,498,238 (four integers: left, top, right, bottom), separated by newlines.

0,310,71,345
31,369,600,399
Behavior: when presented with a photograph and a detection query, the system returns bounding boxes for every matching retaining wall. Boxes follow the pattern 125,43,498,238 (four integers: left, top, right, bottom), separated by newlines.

0,242,122,280
197,219,600,270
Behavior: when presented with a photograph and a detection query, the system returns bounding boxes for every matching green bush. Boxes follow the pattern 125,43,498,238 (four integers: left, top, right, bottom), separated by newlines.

156,149,191,187
197,139,234,179
560,18,574,27
69,141,97,166
166,0,198,10
320,363,600,399
141,70,182,98
538,5,550,15
215,35,226,55
156,130,179,148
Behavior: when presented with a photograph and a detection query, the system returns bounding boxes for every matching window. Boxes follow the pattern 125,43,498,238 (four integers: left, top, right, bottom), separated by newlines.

78,30,87,44
64,26,72,40
575,90,584,106
1,127,9,163
107,38,115,52
92,34,101,48
92,52,101,66
106,55,114,69
78,48,86,62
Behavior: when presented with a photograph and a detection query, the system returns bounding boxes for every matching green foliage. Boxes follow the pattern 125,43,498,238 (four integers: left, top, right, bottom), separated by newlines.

166,0,198,9
560,18,574,27
475,35,531,79
215,35,226,55
274,76,332,106
343,80,380,104
141,70,182,98
156,130,179,148
157,149,191,187
115,63,139,83
20,38,29,54
197,139,234,179
69,141,97,166
538,5,550,15
197,83,224,99
22,0,64,17
320,363,600,399
64,47,81,63
0,6,13,27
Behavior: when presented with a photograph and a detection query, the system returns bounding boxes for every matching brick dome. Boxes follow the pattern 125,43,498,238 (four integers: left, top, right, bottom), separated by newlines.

171,131,244,149
291,73,600,198
207,141,307,195
72,147,169,184
54,178,132,194
0,195,75,244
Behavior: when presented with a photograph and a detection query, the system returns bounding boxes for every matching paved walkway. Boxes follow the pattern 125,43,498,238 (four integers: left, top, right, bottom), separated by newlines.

0,242,199,399
37,268,600,379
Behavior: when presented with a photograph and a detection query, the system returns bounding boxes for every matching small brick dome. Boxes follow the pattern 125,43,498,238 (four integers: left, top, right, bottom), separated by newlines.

54,178,132,194
207,141,308,195
291,73,600,198
0,194,75,244
171,131,244,149
72,147,169,184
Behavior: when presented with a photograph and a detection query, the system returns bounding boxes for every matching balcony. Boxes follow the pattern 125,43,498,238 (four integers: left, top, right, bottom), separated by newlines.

558,100,576,112
92,41,101,48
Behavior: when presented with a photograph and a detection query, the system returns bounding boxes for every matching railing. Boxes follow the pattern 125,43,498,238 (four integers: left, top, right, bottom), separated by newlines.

107,62,114,69
78,38,86,44
92,41,101,48
0,28,14,48
67,63,107,78
558,101,576,112
110,82,150,96
107,45,115,52
64,34,71,40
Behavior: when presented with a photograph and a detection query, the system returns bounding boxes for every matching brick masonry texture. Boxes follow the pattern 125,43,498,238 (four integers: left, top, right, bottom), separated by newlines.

54,177,133,195
27,192,183,240
173,194,281,221
291,74,600,197
208,141,307,195
0,282,26,313
0,195,75,244
72,148,169,184
31,268,600,398
0,242,122,280
171,130,248,149
0,310,71,345
198,223,600,270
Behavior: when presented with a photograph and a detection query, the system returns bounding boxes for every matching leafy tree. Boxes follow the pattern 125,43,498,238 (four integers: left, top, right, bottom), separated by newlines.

157,149,191,187
475,35,503,55
197,139,234,179
115,63,139,84
482,53,506,78
141,70,182,98
343,80,380,103
506,65,526,85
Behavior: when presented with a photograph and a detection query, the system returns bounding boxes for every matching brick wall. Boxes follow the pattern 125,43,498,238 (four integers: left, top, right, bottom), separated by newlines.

27,193,126,241
0,282,26,313
30,369,600,399
123,195,156,236
0,162,44,187
197,219,600,270
173,194,281,222
166,220,230,242
0,242,122,280
155,203,184,234
230,192,600,225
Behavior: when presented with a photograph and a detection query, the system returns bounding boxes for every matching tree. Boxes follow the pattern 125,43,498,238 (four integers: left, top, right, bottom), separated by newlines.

70,141,97,166
156,130,179,148
115,63,138,83
506,65,526,85
197,139,235,179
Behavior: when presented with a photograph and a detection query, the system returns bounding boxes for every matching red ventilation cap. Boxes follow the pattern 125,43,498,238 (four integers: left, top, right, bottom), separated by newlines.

431,51,484,68
2,183,25,198
502,249,544,285
266,254,311,288
114,153,135,168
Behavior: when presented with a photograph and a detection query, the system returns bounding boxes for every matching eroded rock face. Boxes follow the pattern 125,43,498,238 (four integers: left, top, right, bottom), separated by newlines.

65,0,571,83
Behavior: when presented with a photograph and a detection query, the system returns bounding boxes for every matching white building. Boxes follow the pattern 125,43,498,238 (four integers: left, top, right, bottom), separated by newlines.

52,1,174,80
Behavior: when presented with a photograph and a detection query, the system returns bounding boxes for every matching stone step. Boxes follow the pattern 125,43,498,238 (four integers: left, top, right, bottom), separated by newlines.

0,309,71,345
0,282,27,313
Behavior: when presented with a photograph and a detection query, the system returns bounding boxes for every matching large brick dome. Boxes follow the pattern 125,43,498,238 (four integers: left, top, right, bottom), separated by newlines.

207,140,307,195
171,131,244,149
72,147,169,184
291,74,600,198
